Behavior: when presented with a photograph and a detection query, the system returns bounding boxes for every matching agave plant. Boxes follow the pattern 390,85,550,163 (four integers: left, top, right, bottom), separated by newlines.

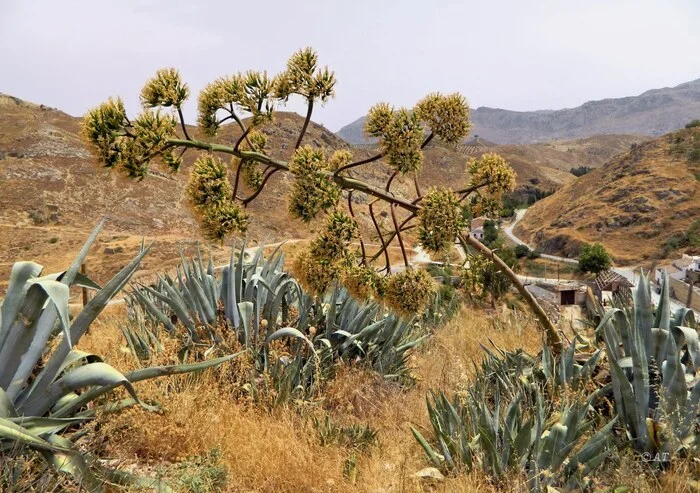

598,270,699,457
0,221,240,490
412,385,616,491
126,241,432,407
127,240,302,355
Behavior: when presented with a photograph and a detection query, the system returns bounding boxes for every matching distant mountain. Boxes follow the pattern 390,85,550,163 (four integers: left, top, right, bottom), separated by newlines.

337,78,700,145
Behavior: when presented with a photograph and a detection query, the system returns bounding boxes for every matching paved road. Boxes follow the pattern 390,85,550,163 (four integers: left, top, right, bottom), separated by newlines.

503,210,579,265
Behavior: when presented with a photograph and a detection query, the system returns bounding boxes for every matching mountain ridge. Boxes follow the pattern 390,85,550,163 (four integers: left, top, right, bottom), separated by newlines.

337,78,700,145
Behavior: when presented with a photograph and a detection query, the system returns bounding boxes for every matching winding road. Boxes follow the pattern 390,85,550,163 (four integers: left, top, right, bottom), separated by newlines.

504,209,695,315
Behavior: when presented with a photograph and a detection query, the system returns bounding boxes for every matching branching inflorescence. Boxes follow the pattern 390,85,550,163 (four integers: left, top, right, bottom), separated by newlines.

82,48,563,353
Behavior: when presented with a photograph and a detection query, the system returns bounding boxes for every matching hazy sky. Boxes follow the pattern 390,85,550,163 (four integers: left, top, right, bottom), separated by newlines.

2,0,700,131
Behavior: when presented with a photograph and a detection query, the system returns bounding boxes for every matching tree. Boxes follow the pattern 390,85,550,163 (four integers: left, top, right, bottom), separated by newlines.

482,220,501,249
578,243,612,274
82,48,563,353
514,244,530,259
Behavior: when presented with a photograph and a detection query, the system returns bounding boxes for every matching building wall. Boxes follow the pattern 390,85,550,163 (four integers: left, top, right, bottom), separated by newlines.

669,277,700,312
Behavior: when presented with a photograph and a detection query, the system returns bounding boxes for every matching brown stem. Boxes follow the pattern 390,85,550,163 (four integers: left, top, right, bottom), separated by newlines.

231,111,254,149
335,152,383,175
234,126,252,153
458,233,563,355
421,132,434,149
385,170,399,193
391,204,409,268
369,200,391,273
369,213,417,262
295,99,314,149
242,168,279,205
413,171,422,198
177,108,191,141
347,191,367,265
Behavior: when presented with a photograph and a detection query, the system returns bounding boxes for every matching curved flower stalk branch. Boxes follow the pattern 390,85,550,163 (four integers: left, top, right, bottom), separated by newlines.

82,47,563,353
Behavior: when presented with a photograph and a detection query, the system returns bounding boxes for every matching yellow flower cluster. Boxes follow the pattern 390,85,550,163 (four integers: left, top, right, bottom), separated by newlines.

288,146,341,222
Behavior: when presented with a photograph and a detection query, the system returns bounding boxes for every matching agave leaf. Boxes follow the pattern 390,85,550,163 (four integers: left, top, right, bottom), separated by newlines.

21,362,143,417
609,357,647,448
671,326,700,370
63,218,106,287
0,389,17,418
673,308,696,330
663,334,688,419
41,434,103,492
10,416,90,437
238,301,254,347
412,427,442,468
654,271,671,331
131,288,177,333
125,352,243,383
267,327,316,354
635,272,654,350
3,280,71,399
0,261,42,346
26,244,151,407
0,416,70,453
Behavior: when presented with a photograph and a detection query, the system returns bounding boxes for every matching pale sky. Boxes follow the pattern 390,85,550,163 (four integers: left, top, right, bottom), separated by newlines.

2,0,699,131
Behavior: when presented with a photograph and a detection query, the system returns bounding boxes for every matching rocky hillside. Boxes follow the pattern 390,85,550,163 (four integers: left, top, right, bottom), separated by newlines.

514,127,700,265
338,78,700,145
0,94,350,287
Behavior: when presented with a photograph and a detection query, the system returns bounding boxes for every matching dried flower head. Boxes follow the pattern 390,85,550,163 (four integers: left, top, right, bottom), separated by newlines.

327,149,353,171
82,97,128,169
197,72,274,136
199,202,249,241
275,48,336,102
140,68,190,109
83,99,177,179
383,269,436,317
415,93,471,143
288,146,341,222
365,103,393,137
418,188,465,254
187,155,233,209
293,211,358,296
343,264,383,301
468,152,517,198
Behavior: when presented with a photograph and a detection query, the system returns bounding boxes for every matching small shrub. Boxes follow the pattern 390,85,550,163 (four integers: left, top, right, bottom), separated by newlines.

578,242,611,274
48,237,59,244
313,415,379,451
514,244,530,259
570,166,592,177
689,148,700,162
527,249,542,259
685,119,700,129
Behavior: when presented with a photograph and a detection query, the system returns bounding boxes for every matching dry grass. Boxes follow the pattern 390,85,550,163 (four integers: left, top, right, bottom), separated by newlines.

73,306,549,492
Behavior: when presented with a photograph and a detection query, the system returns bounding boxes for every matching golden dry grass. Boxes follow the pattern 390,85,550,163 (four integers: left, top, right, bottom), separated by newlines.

73,306,549,492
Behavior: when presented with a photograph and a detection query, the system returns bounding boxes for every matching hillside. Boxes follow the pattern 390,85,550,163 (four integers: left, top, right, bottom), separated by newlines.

514,127,700,265
0,94,350,289
338,78,700,145
0,94,513,290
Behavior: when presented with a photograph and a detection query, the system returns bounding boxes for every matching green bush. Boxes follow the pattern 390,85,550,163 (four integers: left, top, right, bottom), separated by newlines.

514,244,530,259
527,249,542,259
685,119,700,129
578,242,611,274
